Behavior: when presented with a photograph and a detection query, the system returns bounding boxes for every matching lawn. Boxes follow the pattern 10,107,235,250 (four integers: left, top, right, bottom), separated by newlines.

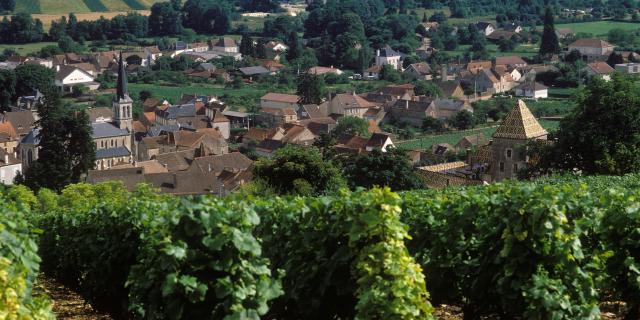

411,7,496,26
397,119,560,151
553,21,640,36
0,42,57,55
443,43,538,58
128,83,270,112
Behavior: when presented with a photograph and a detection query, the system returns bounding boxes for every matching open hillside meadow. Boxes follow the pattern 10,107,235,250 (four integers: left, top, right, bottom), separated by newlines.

14,0,163,14
554,20,640,36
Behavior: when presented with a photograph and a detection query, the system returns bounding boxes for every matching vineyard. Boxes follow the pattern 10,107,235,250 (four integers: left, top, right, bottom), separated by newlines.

2,175,640,319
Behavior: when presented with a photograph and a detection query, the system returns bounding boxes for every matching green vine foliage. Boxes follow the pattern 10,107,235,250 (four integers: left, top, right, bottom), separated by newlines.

598,189,640,319
253,188,434,320
0,199,54,320
34,182,281,320
7,175,640,319
127,196,283,320
403,183,601,319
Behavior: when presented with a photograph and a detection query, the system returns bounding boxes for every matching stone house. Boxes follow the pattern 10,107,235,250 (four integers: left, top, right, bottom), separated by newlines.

568,38,615,61
260,92,301,109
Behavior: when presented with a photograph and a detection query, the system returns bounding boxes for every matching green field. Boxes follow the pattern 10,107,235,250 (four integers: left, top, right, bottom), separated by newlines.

412,7,497,25
0,42,57,55
553,21,640,36
14,0,162,13
397,119,560,150
128,83,270,111
443,43,539,58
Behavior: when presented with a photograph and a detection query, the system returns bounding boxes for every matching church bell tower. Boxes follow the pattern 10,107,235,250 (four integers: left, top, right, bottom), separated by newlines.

113,52,133,131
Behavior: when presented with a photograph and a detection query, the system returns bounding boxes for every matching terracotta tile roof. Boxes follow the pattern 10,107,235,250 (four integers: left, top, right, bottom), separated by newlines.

467,60,492,71
421,161,467,173
366,65,382,73
334,93,376,109
261,92,300,104
212,37,237,48
2,112,34,136
0,120,17,138
308,66,341,75
495,56,527,67
493,99,548,140
569,38,614,48
406,62,432,75
133,121,147,133
586,61,615,74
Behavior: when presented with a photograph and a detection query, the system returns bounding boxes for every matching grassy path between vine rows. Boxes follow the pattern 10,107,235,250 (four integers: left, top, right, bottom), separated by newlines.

36,274,112,320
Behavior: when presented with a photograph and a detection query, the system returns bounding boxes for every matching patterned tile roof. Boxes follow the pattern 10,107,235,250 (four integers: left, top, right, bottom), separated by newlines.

492,99,547,140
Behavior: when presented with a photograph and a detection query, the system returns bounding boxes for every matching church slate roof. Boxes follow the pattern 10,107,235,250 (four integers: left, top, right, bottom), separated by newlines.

92,122,130,139
492,99,547,140
96,146,131,159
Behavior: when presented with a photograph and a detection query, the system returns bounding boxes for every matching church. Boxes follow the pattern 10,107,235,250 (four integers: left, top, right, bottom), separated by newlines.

94,52,134,170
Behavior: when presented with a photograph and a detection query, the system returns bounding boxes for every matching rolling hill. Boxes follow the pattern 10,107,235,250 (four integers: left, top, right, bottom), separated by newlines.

14,0,165,14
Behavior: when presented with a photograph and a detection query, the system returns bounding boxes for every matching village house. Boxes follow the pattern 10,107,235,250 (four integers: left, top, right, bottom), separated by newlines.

403,62,433,80
375,46,404,70
419,99,548,187
308,66,343,75
261,92,301,109
615,62,640,74
333,133,395,154
381,84,416,100
264,41,288,61
495,56,528,69
388,98,471,126
0,148,21,185
475,22,496,36
568,38,615,61
327,92,376,118
455,133,488,151
138,129,227,161
210,37,239,54
486,31,518,43
435,81,465,99
584,61,615,81
239,65,274,78
364,65,381,80
515,82,549,99
555,28,574,39
259,107,298,127
54,66,100,93
0,119,19,155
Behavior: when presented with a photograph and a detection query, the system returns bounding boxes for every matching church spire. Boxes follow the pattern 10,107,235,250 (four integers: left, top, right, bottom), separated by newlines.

116,52,129,101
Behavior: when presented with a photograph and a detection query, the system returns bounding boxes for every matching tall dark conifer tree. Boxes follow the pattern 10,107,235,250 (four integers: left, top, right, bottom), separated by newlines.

22,88,95,191
539,7,561,58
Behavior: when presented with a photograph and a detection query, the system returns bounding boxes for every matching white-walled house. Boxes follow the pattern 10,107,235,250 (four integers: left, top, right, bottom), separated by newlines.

211,37,239,53
515,82,548,99
0,149,21,185
55,66,99,93
375,46,403,70
365,133,395,152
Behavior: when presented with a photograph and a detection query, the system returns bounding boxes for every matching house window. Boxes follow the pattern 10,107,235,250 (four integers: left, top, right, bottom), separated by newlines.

513,163,519,172
506,149,512,158
499,162,505,172
111,139,114,147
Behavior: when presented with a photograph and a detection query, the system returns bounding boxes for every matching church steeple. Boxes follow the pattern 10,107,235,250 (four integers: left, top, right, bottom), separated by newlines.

115,52,130,102
113,52,133,131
